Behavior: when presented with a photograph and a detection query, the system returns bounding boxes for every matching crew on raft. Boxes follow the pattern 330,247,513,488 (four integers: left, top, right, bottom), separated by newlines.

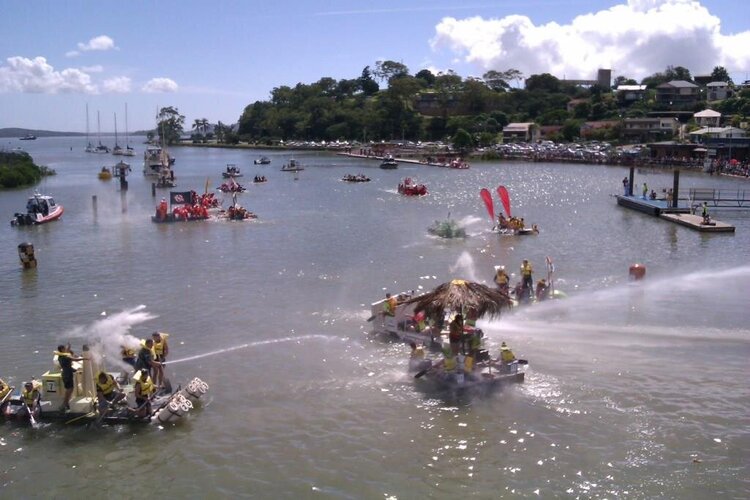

493,342,517,373
520,259,534,300
132,369,156,418
535,279,550,301
96,371,125,408
21,380,41,414
494,265,510,292
253,175,267,183
497,214,526,231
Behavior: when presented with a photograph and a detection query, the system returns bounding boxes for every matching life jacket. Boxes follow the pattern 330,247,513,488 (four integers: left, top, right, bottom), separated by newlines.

501,348,516,363
443,356,457,373
495,270,508,285
96,373,116,395
464,355,474,372
152,333,169,356
135,375,155,398
22,386,39,406
121,347,136,358
521,263,533,277
383,297,397,315
411,346,425,359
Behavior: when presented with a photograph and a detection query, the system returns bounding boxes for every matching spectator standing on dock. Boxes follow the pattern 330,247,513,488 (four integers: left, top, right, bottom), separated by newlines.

642,182,648,199
622,177,629,196
702,202,710,224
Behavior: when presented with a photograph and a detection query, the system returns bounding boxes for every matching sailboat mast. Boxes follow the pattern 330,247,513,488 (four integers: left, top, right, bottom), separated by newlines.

125,103,130,149
97,111,102,146
85,103,91,151
114,112,119,147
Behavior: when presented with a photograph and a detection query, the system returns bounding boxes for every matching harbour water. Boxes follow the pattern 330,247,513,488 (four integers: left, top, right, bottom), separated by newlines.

0,137,748,498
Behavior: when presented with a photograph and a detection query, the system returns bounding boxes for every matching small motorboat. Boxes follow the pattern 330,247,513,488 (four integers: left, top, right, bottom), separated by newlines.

19,134,37,141
380,154,398,169
11,192,64,226
450,159,470,169
222,164,243,178
156,176,176,189
98,166,113,180
342,174,370,182
221,204,258,221
281,159,304,172
398,178,427,196
254,156,271,165
252,176,268,183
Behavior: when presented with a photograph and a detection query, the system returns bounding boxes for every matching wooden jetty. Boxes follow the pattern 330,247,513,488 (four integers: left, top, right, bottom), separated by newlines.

660,213,735,233
616,167,736,233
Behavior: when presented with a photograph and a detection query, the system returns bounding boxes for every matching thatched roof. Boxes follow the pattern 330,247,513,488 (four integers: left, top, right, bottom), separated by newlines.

402,279,511,320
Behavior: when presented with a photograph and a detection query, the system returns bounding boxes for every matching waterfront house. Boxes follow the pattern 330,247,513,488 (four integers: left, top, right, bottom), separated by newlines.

580,120,620,139
502,123,538,143
655,80,700,108
616,84,648,103
623,117,679,142
693,109,721,127
706,82,733,101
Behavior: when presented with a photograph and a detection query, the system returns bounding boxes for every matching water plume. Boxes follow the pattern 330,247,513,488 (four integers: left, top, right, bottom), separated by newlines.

168,334,333,364
61,305,156,370
449,251,480,282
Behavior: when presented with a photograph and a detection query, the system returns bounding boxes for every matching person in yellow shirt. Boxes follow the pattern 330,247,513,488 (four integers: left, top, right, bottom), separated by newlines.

520,259,534,300
383,293,397,316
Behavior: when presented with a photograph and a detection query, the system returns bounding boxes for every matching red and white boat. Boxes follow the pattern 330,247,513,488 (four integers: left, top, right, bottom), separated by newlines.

398,178,428,196
11,193,64,226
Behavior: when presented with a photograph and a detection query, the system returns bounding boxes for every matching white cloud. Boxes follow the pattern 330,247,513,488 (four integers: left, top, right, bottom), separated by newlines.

77,35,116,52
142,77,178,93
0,56,98,94
103,76,132,93
66,50,80,58
431,0,750,81
81,65,104,73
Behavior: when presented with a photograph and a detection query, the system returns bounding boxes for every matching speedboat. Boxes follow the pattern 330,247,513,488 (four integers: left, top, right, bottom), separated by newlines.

398,178,427,196
19,134,37,141
281,159,304,172
254,156,271,165
380,154,398,169
11,193,64,226
253,176,268,183
222,164,243,178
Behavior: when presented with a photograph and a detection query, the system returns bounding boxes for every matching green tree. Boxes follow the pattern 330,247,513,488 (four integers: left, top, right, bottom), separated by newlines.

415,69,436,87
710,66,733,84
525,73,560,93
561,119,581,141
157,106,185,145
358,66,379,96
374,60,409,84
452,128,473,154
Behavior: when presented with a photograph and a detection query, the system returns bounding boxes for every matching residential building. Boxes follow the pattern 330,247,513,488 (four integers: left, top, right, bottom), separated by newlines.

616,85,648,102
580,120,620,139
693,109,721,127
706,81,733,101
655,80,700,108
502,123,538,142
623,117,679,142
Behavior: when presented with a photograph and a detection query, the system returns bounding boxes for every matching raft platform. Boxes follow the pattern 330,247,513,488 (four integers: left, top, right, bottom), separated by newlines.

659,213,735,232
615,195,690,216
336,152,462,168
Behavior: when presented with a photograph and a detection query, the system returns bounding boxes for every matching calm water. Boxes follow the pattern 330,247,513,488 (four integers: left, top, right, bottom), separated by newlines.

0,137,748,498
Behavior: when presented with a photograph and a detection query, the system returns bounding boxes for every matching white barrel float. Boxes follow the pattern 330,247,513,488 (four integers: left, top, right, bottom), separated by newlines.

180,377,209,404
155,394,193,424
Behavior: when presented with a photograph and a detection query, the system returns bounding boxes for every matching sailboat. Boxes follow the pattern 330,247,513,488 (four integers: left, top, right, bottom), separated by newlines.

112,112,123,155
123,103,135,156
94,111,110,153
85,104,95,153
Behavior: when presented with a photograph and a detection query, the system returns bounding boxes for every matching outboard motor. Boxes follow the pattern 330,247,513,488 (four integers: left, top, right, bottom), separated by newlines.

155,393,193,424
179,377,209,404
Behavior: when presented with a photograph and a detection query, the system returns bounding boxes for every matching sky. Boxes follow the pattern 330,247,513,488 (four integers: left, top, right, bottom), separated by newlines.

1,0,749,132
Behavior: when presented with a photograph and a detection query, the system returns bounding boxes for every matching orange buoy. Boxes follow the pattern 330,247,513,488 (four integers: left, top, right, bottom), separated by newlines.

629,263,646,280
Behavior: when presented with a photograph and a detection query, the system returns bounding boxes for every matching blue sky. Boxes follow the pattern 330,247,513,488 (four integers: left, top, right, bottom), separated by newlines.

1,0,748,132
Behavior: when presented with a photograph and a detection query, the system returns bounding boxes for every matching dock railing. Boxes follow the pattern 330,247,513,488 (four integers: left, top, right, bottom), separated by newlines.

688,188,750,209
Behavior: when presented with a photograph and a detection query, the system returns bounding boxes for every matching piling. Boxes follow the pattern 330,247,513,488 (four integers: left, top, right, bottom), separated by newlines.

92,195,97,214
628,167,634,197
672,170,680,209
152,183,156,197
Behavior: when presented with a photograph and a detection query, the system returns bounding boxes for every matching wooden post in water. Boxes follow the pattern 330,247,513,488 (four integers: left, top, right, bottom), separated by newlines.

672,170,680,209
120,190,127,214
92,195,97,215
151,183,156,197
628,167,635,196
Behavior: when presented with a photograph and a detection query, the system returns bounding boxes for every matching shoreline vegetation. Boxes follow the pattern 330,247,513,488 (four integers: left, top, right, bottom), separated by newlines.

0,151,56,189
